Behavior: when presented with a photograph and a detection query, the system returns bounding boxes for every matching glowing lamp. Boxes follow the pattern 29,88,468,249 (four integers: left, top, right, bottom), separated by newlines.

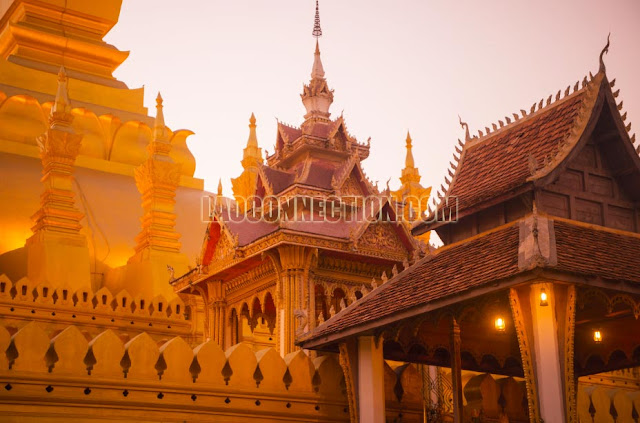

593,330,602,344
539,289,548,307
494,317,506,332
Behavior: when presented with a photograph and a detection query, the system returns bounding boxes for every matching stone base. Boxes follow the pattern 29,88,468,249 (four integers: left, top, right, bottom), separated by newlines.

123,249,189,300
26,230,91,291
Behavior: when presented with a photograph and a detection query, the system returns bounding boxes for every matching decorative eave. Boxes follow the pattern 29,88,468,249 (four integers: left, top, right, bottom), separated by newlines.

173,227,411,294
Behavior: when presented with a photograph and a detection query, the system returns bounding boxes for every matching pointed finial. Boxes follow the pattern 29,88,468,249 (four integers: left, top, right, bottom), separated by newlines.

217,178,223,197
312,0,322,38
458,115,470,141
241,112,263,168
599,33,610,73
51,66,72,124
404,131,415,169
153,92,169,142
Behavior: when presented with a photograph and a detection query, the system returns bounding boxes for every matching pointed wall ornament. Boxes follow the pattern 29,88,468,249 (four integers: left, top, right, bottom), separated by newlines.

217,179,223,197
506,116,512,124
582,76,588,88
339,298,347,310
622,112,627,121
391,265,398,276
512,113,519,121
492,123,497,131
329,305,336,318
520,109,527,118
565,86,571,96
371,278,378,290
613,89,620,98
458,115,471,141
610,78,616,88
546,95,552,106
574,81,579,91
626,123,631,132
403,258,410,270
530,103,536,114
478,130,483,137
538,99,544,109
556,90,561,101
498,120,504,128
381,271,388,283
631,133,636,144
599,33,611,73
317,312,325,325
485,126,490,134
617,101,624,111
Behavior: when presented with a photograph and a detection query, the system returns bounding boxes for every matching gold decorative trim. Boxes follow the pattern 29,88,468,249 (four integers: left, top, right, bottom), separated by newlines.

509,287,540,423
564,284,577,423
339,341,359,423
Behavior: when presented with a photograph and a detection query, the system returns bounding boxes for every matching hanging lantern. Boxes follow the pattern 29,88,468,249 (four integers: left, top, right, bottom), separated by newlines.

593,330,603,344
540,289,549,307
494,317,506,332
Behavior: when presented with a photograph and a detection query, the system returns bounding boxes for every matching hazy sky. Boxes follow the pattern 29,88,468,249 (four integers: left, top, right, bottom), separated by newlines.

105,0,640,194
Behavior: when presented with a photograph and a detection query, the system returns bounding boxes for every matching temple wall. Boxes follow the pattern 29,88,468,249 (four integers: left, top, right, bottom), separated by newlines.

0,321,349,422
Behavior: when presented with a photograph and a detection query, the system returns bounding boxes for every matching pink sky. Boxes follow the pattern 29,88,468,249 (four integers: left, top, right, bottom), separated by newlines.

105,0,640,194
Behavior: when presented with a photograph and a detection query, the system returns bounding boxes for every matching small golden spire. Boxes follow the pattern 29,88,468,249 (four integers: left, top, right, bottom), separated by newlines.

405,131,415,169
153,92,169,142
241,113,263,169
50,66,73,125
217,178,223,197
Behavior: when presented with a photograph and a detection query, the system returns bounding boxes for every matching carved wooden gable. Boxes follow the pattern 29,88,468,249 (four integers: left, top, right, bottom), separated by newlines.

341,172,364,198
539,104,640,233
357,222,407,255
212,230,236,262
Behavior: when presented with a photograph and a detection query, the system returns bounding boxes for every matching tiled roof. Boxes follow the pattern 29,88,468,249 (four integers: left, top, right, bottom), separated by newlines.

554,219,640,284
299,215,640,347
299,221,522,345
260,166,295,194
278,122,302,142
448,91,586,212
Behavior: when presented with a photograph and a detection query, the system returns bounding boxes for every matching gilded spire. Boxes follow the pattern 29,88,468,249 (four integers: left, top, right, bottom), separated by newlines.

153,92,169,143
405,131,415,169
217,178,223,197
399,131,421,186
50,66,73,126
241,112,263,169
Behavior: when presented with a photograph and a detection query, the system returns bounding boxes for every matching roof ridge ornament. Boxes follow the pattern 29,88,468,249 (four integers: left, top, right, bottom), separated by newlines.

312,0,322,38
599,33,610,73
458,115,470,141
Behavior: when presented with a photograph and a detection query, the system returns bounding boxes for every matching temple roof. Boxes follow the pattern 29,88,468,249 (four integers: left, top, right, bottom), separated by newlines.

298,215,640,349
416,62,639,233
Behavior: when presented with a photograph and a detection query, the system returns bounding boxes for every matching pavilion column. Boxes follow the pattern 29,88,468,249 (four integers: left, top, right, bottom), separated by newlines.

205,280,226,346
357,335,385,423
510,283,577,423
449,317,464,423
274,246,316,355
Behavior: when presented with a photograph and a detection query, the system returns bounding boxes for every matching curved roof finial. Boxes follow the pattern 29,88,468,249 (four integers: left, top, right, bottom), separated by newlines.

312,0,322,39
599,33,610,73
458,115,470,141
